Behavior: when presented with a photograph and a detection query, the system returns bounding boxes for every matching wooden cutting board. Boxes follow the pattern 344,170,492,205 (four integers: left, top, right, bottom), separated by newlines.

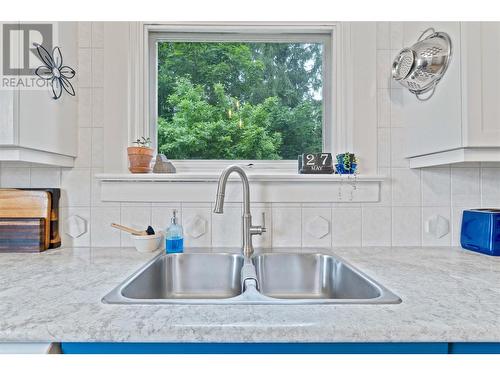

0,218,46,252
0,189,51,250
19,188,61,249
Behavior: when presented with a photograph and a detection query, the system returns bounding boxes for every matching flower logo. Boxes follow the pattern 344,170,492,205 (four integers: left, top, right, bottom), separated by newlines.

33,43,76,100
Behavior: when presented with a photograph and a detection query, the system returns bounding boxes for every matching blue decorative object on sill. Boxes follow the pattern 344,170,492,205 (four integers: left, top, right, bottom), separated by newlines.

335,162,358,175
335,153,358,175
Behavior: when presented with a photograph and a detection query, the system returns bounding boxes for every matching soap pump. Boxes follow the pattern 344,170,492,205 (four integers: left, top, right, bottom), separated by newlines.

166,209,184,253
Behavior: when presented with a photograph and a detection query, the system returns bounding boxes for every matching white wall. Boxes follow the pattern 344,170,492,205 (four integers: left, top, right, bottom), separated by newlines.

1,21,498,248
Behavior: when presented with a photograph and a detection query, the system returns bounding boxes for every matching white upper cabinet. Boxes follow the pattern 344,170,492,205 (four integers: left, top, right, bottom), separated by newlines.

401,22,500,168
0,22,77,167
463,22,500,147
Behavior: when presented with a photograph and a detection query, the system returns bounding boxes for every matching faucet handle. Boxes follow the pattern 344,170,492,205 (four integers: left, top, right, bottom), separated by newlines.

250,212,267,236
261,212,267,233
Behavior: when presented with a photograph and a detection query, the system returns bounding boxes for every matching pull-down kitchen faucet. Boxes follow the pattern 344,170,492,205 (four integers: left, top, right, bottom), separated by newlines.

213,165,266,257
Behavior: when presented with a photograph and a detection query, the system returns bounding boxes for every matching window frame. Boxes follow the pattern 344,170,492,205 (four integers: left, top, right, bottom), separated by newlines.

145,24,338,170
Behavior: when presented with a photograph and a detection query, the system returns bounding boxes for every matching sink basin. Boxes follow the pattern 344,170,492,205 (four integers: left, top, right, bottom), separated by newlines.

105,253,244,303
103,251,401,305
253,253,382,300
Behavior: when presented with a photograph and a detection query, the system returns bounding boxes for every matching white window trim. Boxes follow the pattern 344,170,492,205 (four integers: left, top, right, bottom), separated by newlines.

127,22,350,173
101,22,379,203
104,22,376,176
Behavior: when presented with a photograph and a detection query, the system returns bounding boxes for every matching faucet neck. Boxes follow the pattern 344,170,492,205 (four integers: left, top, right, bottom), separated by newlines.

214,165,251,214
214,165,254,257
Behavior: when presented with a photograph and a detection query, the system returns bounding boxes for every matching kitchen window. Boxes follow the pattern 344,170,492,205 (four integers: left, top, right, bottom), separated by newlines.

148,27,335,163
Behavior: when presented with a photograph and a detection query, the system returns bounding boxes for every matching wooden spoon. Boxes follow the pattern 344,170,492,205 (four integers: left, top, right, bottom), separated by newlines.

111,223,155,236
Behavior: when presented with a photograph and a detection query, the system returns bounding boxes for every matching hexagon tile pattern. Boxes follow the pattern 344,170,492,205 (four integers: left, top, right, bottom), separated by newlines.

305,215,330,239
185,215,207,239
64,215,88,238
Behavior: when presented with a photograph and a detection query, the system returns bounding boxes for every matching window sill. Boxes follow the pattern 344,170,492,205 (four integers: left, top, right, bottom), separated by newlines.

95,172,385,203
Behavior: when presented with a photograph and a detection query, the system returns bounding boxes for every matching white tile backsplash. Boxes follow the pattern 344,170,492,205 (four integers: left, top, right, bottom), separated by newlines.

0,167,30,188
377,128,391,168
211,203,242,247
1,22,496,250
392,206,421,246
390,89,404,126
364,167,392,207
422,206,451,247
390,22,404,50
301,207,332,248
78,88,92,127
392,168,421,206
480,167,500,207
61,206,91,247
377,89,391,126
92,22,104,48
390,127,409,168
272,205,301,247
30,168,61,188
332,207,362,247
376,50,392,89
91,206,121,247
376,22,390,50
73,127,92,168
182,206,212,248
77,48,91,88
422,167,451,206
78,22,92,48
92,88,104,127
451,167,481,207
92,48,104,88
362,207,391,246
91,128,104,167
61,168,91,207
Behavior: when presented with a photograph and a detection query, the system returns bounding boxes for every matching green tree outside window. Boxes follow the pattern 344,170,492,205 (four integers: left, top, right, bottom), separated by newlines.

157,41,323,160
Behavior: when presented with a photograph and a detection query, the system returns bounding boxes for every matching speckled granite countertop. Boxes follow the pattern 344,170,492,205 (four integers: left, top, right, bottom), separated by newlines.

0,246,499,343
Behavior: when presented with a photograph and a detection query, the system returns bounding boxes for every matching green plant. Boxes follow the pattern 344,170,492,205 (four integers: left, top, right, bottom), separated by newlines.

132,137,152,148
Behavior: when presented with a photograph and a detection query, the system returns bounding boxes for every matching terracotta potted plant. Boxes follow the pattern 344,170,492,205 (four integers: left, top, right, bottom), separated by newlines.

127,137,154,173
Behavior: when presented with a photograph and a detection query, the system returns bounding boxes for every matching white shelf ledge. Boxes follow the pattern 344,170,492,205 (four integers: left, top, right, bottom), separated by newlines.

408,147,500,168
96,172,384,182
95,172,385,203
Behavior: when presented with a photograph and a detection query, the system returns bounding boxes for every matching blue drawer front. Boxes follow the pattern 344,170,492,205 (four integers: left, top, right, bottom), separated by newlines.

449,343,500,354
61,342,448,354
460,210,500,256
61,342,500,354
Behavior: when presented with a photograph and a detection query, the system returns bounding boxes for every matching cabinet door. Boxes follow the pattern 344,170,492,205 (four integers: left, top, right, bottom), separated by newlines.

402,22,463,157
0,22,19,146
463,22,500,147
0,90,17,145
18,22,77,157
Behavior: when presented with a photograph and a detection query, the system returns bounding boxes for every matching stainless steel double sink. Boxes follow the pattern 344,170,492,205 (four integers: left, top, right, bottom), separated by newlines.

103,251,401,305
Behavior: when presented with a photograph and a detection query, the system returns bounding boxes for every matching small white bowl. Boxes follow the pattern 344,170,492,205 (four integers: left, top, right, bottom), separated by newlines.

131,233,163,253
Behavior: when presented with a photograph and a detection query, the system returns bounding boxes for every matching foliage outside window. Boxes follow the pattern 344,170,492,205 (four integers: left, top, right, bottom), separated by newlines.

156,40,324,160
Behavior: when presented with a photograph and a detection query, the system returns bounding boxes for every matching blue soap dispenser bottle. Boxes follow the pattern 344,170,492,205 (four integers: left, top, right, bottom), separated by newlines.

166,209,184,253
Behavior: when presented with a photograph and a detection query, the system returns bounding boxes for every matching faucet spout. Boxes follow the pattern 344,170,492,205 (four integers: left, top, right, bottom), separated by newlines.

213,165,265,257
213,193,225,214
